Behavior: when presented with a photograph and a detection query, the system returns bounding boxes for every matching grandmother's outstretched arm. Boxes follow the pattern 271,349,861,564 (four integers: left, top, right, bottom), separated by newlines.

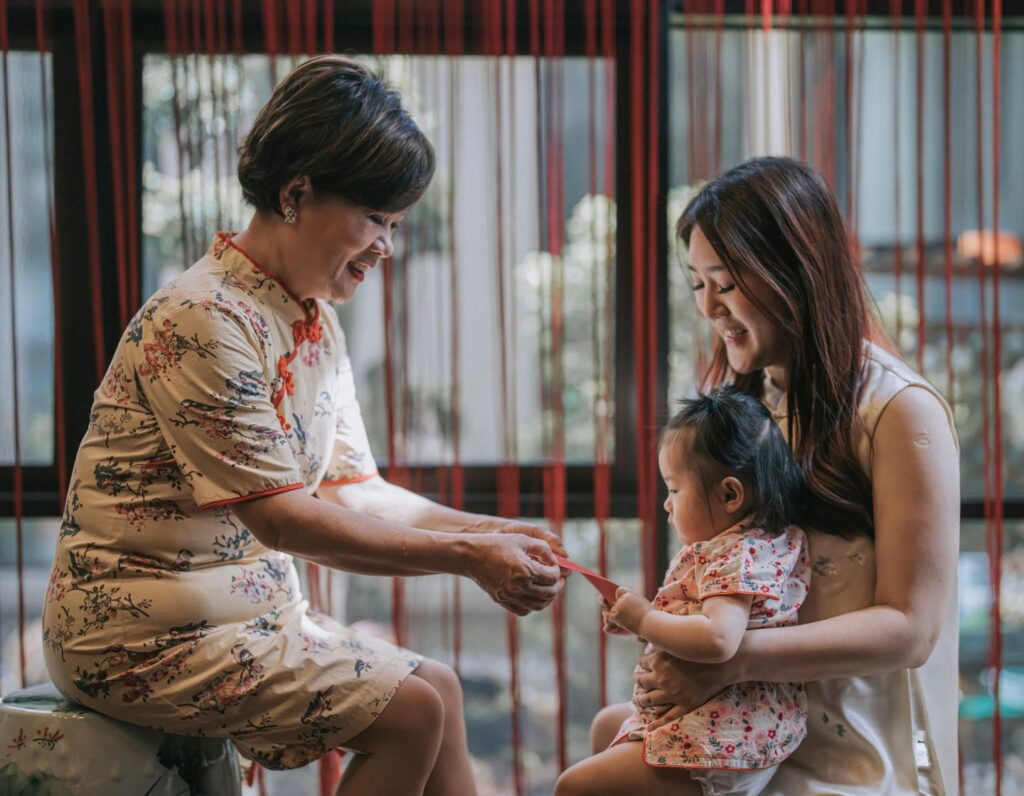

318,474,566,557
232,488,564,616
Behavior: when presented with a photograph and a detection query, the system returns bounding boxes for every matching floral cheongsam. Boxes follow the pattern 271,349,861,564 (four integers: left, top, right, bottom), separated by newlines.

614,522,810,771
41,233,421,770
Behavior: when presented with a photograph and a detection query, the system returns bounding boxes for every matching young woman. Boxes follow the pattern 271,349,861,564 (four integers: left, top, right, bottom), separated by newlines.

589,157,960,795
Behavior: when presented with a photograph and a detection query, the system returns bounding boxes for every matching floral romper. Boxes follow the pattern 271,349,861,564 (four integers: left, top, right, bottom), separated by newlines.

41,233,421,770
614,522,810,781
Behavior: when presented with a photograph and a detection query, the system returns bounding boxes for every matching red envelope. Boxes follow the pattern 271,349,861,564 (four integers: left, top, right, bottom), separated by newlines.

554,555,621,604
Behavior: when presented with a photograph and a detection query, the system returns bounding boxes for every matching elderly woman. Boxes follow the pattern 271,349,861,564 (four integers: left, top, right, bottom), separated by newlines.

42,56,563,795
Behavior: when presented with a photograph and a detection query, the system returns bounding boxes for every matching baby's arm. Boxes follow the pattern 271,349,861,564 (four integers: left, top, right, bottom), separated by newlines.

607,588,753,663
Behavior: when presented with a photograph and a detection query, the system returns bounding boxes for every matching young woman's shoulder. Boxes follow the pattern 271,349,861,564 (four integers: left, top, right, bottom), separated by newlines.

857,342,957,472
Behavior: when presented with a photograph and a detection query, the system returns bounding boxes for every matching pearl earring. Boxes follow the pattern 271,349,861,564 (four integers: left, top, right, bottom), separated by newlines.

283,205,297,224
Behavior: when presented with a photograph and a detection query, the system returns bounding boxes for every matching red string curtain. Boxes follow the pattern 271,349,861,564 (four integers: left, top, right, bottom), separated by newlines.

369,2,633,791
13,1,1020,795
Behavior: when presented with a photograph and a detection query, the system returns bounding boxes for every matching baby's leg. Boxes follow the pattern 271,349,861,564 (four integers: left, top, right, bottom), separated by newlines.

554,741,703,796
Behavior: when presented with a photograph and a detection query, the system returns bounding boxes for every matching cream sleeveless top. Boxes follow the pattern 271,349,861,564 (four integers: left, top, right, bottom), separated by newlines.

762,341,959,796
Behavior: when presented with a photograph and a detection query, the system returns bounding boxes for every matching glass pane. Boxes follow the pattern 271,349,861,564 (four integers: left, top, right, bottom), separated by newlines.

958,519,1024,794
142,54,616,468
0,518,59,694
0,53,54,465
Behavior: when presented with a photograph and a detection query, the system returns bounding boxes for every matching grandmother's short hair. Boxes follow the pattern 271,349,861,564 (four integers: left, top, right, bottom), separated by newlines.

237,55,435,215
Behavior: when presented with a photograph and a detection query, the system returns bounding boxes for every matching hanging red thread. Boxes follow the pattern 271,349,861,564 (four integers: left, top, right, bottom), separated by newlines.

102,3,130,330
163,0,191,267
121,0,140,313
890,0,903,345
942,0,954,407
989,1,1005,792
35,0,68,501
73,0,107,379
914,0,926,371
646,0,662,599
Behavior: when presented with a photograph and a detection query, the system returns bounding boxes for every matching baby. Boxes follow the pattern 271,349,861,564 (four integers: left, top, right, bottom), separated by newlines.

557,386,810,796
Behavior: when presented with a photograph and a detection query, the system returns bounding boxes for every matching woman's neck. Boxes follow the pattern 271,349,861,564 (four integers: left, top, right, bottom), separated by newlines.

764,364,789,392
232,214,298,293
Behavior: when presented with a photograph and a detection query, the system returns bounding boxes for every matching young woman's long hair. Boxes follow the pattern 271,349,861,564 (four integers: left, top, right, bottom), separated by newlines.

677,156,894,537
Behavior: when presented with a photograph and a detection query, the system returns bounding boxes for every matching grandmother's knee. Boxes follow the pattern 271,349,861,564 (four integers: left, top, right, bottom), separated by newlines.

414,658,463,711
402,675,446,736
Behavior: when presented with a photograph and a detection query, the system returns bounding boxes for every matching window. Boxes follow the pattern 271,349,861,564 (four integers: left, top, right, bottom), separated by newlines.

0,53,55,467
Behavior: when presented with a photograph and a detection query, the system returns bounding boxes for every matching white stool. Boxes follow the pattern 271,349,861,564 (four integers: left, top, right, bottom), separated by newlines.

0,682,241,795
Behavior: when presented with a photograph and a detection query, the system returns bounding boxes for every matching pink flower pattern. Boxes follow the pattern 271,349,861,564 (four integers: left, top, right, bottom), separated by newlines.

616,523,811,770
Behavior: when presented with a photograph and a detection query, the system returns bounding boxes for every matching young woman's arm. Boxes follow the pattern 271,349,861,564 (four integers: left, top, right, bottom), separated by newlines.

607,589,754,663
635,386,959,713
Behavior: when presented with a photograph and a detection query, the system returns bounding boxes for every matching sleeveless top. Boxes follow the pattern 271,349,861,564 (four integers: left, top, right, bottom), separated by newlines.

761,341,959,796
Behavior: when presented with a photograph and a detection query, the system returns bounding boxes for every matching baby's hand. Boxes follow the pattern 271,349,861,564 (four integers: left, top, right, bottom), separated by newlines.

606,587,653,636
600,599,631,635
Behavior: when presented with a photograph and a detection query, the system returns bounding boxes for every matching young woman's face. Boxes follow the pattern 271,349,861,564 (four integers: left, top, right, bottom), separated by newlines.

687,224,789,377
290,195,404,303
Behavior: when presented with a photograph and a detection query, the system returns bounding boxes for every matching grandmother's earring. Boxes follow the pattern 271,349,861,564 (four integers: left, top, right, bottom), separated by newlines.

283,205,297,224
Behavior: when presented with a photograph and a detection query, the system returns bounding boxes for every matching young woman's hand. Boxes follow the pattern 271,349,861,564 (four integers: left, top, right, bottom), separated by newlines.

632,645,738,718
606,588,654,636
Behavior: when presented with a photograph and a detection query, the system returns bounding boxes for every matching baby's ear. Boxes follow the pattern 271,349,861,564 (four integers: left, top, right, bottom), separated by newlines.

719,475,746,514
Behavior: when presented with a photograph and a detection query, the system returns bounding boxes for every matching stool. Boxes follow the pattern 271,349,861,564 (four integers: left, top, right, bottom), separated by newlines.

0,682,241,795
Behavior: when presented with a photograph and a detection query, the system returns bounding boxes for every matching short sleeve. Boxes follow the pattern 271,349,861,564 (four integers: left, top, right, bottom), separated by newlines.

129,297,304,508
696,533,791,602
319,328,378,488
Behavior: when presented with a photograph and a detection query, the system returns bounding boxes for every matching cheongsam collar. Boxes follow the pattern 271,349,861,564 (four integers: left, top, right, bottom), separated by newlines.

208,231,317,326
208,233,325,433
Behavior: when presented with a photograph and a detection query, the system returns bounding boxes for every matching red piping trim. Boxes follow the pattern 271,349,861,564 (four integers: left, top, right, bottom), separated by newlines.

218,232,315,318
198,481,305,510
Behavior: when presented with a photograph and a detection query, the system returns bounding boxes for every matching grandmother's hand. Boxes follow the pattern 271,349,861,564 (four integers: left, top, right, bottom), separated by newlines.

470,532,565,616
465,516,568,557
632,645,738,731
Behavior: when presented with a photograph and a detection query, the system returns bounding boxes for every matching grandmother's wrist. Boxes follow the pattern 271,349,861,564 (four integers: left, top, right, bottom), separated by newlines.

446,532,483,575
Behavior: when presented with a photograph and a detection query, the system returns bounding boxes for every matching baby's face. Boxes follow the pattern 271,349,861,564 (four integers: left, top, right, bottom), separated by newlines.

658,443,720,546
